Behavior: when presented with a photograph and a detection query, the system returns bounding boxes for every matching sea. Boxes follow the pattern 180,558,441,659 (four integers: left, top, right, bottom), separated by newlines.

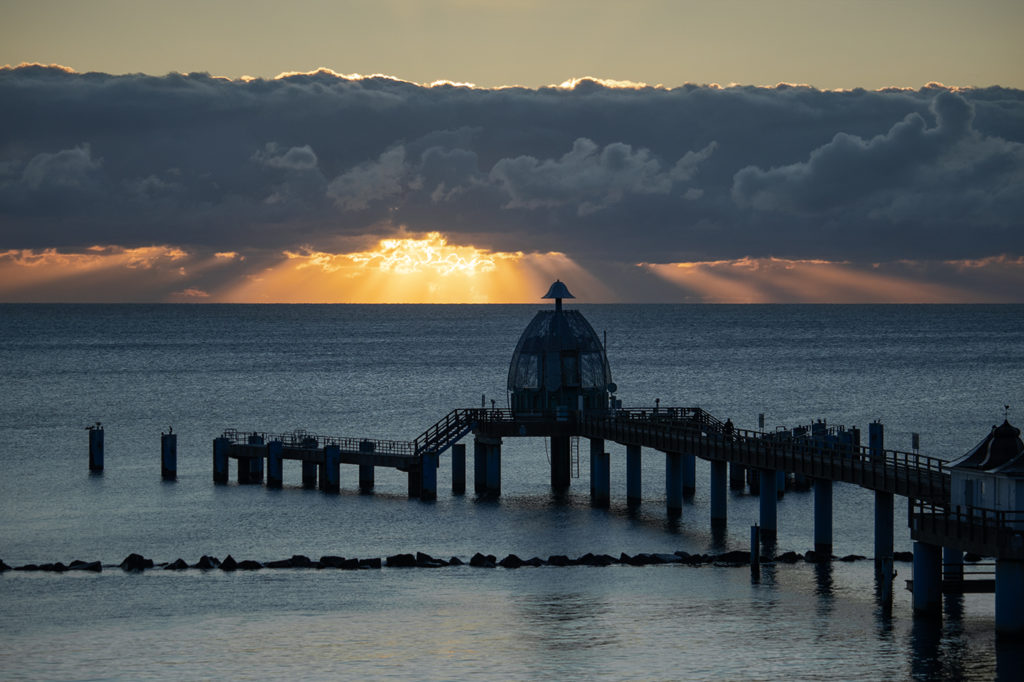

1,303,1022,681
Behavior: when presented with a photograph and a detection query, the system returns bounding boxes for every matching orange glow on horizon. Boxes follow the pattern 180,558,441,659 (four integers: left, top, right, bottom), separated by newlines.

226,232,612,303
640,257,998,303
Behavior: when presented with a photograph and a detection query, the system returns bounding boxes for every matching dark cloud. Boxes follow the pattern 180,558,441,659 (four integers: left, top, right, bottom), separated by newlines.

1,65,1022,266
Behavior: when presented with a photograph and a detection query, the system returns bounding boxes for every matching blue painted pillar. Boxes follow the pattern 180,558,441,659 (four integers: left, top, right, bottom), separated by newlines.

451,443,466,495
485,439,501,496
551,436,571,490
875,491,894,569
589,438,604,499
592,450,610,507
912,541,942,616
814,479,833,556
626,444,642,506
666,451,683,516
682,453,696,498
996,559,1024,636
212,437,229,484
302,460,317,489
323,444,340,493
729,462,746,490
710,460,727,525
759,469,778,539
88,427,104,472
943,547,964,581
161,432,177,480
420,451,438,501
474,438,487,494
266,440,283,488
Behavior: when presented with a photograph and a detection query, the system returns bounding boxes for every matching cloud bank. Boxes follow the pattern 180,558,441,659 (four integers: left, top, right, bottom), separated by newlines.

1,66,1022,301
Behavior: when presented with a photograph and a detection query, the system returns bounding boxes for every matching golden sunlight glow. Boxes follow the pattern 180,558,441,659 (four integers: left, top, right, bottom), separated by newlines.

225,232,612,303
641,257,989,303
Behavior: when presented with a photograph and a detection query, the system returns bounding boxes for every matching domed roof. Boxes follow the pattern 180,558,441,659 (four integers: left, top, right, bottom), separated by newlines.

507,281,612,411
952,419,1024,474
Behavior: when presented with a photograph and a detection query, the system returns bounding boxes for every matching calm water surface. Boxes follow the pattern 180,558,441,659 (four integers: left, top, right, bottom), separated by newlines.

1,304,1022,680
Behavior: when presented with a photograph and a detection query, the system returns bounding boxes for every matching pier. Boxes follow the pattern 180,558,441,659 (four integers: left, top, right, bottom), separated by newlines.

211,281,1024,636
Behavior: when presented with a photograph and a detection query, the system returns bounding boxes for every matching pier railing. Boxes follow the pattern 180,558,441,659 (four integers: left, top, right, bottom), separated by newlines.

912,500,1024,560
220,428,416,458
578,412,950,503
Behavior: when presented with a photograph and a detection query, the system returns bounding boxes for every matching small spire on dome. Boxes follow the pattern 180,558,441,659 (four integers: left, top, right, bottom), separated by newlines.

542,280,574,311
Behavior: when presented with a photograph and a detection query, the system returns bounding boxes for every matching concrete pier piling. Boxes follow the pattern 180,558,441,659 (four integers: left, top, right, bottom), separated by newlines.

759,469,778,539
88,425,104,472
682,453,696,498
996,559,1024,636
266,441,283,488
323,445,340,493
160,431,176,480
666,451,683,516
626,444,642,506
591,450,610,507
485,439,502,496
451,443,466,495
474,438,486,494
814,479,833,556
912,541,942,616
729,462,746,490
213,437,229,483
359,440,375,492
420,451,438,501
302,461,317,489
589,438,604,500
550,435,571,490
710,460,727,526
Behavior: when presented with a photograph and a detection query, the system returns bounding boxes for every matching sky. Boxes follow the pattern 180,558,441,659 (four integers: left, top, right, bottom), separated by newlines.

1,0,1023,303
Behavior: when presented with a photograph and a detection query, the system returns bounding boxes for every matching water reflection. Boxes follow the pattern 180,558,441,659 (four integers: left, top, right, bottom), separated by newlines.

512,591,619,651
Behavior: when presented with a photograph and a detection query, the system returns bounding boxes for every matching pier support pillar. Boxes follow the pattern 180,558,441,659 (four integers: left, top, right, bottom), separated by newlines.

875,491,894,570
88,427,104,472
666,451,683,516
551,436,571,490
266,441,283,488
592,450,610,507
912,541,942,617
451,443,466,495
626,444,642,506
710,460,727,526
213,437,229,484
420,451,438,501
729,462,746,490
776,470,787,497
589,438,604,499
242,434,264,484
323,445,340,493
302,461,317,489
683,453,696,498
759,469,778,539
943,547,964,581
747,467,760,495
407,469,421,498
486,440,501,496
996,559,1024,636
813,479,833,556
161,432,177,480
474,438,486,494
359,463,374,492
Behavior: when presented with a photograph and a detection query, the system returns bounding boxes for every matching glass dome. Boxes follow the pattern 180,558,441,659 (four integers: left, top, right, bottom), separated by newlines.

507,282,612,414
